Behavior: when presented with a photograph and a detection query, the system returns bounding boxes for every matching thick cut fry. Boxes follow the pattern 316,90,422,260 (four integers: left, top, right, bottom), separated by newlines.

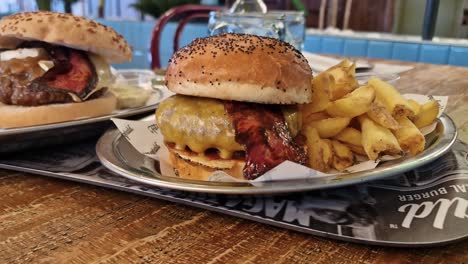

331,140,354,171
345,143,367,156
358,115,402,160
369,78,415,119
302,111,329,126
305,127,331,172
326,85,376,118
325,60,359,100
334,127,362,146
394,116,426,156
407,99,422,116
321,139,334,169
300,72,332,115
367,100,399,130
327,59,352,69
306,117,351,138
413,100,440,128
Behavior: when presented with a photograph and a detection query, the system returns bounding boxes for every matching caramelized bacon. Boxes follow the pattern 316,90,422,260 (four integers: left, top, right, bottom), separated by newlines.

225,102,308,180
28,48,97,99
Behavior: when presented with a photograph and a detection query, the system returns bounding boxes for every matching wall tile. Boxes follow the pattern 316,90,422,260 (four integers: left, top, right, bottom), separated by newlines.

304,35,322,53
419,45,449,64
448,46,468,67
367,41,393,59
343,39,368,57
392,42,420,62
320,37,344,55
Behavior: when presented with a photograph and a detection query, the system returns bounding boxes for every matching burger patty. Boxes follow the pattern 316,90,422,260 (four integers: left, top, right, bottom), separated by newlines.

0,77,73,106
0,45,97,106
0,55,69,105
0,79,104,106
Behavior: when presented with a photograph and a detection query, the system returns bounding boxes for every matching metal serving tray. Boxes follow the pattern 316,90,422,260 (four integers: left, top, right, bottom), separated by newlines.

97,114,457,195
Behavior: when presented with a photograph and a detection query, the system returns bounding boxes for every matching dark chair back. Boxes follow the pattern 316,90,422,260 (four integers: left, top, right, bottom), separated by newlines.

150,4,224,69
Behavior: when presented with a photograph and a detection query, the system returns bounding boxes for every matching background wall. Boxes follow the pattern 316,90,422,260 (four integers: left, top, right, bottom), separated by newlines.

393,0,467,38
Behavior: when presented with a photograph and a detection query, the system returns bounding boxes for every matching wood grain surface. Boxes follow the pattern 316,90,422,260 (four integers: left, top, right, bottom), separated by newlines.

1,61,467,264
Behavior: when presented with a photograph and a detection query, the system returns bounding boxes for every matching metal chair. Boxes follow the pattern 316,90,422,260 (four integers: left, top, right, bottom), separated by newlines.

150,4,224,69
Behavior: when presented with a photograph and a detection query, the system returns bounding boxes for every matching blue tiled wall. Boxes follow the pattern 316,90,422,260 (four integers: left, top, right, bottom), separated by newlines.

367,41,393,59
392,43,420,62
449,46,468,66
343,39,368,57
100,20,468,68
96,20,208,69
320,37,344,55
304,35,321,53
419,45,449,65
304,35,468,67
97,20,154,69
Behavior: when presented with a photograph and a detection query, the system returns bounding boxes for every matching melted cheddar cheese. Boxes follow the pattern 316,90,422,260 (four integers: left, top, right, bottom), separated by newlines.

155,95,301,159
156,95,243,159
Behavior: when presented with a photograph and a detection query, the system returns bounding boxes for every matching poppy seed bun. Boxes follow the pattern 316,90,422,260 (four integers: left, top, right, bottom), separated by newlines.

0,11,131,63
165,33,313,104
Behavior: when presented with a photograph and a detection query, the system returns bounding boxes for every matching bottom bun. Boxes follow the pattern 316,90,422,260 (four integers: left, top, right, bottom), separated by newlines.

0,92,117,128
168,147,245,181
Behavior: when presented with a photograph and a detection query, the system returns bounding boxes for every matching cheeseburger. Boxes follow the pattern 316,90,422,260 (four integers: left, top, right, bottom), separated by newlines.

0,11,132,128
156,33,312,180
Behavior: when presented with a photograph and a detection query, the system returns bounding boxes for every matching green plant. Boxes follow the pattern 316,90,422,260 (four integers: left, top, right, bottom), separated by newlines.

130,0,201,19
291,0,308,16
36,0,52,10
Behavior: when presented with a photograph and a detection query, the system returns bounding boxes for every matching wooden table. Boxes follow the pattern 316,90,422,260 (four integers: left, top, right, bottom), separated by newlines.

1,61,467,263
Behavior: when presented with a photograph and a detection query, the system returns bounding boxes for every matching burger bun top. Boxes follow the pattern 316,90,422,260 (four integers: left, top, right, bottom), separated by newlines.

0,11,131,63
165,33,313,104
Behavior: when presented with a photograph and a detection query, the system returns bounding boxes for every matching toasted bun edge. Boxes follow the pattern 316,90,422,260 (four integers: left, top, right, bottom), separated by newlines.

0,92,117,128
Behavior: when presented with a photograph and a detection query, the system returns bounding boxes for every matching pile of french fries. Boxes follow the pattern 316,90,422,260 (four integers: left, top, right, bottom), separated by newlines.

300,60,440,173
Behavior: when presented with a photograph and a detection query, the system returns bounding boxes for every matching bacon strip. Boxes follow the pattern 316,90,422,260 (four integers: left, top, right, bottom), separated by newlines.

225,102,308,180
21,42,97,99
42,50,96,96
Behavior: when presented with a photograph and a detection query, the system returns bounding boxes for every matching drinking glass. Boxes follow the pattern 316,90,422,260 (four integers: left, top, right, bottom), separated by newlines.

229,0,267,13
208,11,306,50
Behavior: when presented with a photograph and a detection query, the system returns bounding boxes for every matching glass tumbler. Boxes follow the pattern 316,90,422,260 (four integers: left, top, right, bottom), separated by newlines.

208,11,306,50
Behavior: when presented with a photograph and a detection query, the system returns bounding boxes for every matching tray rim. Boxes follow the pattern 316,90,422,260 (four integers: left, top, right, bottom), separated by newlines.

97,114,458,195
